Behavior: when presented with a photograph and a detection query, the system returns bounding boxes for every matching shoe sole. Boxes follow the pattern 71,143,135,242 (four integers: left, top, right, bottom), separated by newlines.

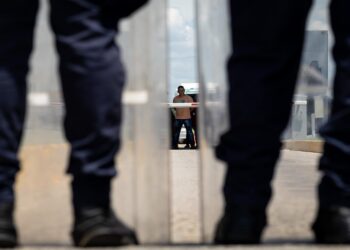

75,228,138,247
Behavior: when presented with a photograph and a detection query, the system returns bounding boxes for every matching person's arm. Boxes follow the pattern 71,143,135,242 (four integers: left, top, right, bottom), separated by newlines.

172,97,177,117
188,96,194,112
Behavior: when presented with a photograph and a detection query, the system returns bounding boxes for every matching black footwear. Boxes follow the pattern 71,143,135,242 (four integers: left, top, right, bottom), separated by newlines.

214,207,266,244
0,203,17,248
72,207,138,247
312,206,350,244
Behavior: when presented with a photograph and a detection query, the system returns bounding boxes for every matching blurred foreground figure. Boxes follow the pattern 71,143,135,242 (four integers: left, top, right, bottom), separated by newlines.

0,0,148,247
215,0,350,244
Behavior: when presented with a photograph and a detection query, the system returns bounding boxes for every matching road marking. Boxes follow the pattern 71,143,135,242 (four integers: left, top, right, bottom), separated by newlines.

28,92,50,106
122,90,149,105
168,103,199,108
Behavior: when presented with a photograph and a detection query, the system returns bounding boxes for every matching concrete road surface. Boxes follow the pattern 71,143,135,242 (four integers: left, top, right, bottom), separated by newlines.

13,148,349,249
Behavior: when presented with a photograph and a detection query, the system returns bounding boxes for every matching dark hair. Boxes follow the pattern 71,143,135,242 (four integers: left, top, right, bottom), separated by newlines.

178,85,184,91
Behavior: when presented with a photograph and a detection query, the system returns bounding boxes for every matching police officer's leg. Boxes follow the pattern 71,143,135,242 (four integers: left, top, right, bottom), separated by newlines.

50,0,123,209
0,1,39,247
312,0,350,243
214,0,312,244
50,0,136,246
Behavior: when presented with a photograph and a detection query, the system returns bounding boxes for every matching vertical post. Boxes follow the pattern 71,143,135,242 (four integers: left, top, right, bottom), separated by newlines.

196,0,231,243
116,0,170,244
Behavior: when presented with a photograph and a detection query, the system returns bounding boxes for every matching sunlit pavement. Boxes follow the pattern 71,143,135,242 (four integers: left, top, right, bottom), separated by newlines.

13,149,350,249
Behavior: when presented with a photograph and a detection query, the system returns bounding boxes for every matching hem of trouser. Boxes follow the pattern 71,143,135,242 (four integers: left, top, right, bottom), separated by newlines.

72,176,112,209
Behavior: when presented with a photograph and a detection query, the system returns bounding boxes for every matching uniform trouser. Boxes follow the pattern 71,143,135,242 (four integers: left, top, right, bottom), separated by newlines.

216,0,350,210
0,0,124,203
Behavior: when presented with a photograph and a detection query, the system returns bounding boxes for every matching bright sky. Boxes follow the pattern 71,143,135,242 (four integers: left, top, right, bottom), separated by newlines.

308,0,329,30
167,0,331,100
168,0,196,101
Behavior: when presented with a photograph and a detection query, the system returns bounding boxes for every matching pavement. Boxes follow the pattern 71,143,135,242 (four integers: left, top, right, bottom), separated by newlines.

11,148,350,249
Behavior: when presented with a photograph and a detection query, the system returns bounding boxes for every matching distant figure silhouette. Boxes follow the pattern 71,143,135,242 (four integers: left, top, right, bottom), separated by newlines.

172,85,196,149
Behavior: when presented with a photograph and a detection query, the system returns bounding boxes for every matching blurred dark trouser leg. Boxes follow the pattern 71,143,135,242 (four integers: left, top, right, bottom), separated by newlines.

312,0,350,244
50,0,140,247
50,0,124,209
214,0,312,244
0,1,38,203
318,0,350,209
173,120,182,148
0,1,38,247
183,119,195,147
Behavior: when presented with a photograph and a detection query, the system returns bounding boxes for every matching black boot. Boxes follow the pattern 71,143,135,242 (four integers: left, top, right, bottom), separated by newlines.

214,164,272,244
72,206,138,247
312,206,350,244
312,172,350,243
71,177,138,247
214,206,266,244
0,203,17,248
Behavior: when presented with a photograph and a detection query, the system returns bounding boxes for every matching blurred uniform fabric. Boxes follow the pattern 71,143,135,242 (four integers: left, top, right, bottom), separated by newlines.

104,0,149,19
0,0,147,204
216,0,350,218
